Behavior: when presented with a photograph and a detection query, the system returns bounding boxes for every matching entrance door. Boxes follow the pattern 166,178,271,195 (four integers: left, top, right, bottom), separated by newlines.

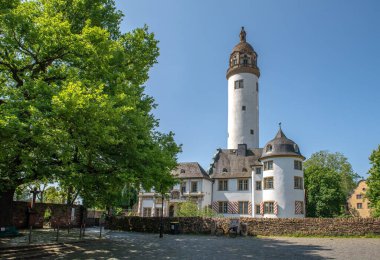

169,205,175,217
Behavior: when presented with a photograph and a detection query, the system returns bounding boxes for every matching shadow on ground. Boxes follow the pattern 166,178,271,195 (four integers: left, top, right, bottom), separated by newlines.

56,231,332,259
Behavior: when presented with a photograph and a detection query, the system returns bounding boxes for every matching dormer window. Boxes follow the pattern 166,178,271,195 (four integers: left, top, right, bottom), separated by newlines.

294,144,299,153
180,169,185,173
242,168,247,172
266,144,273,152
222,168,228,173
243,54,248,65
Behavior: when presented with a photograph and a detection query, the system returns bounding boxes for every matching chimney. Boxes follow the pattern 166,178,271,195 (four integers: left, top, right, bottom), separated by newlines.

237,144,247,156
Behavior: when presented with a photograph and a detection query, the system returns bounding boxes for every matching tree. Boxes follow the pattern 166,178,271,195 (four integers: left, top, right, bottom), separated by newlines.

0,0,180,226
366,145,380,217
176,201,218,217
304,151,359,217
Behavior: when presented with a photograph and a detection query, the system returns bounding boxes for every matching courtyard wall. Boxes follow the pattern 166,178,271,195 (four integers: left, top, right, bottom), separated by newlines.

106,216,380,236
12,201,85,228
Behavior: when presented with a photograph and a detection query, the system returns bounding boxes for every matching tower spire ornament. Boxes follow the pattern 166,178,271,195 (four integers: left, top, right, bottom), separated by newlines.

240,26,246,42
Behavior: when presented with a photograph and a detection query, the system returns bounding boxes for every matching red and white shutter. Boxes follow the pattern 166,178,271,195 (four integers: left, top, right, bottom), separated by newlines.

274,201,278,215
260,202,264,215
212,201,219,213
248,202,252,215
228,201,238,214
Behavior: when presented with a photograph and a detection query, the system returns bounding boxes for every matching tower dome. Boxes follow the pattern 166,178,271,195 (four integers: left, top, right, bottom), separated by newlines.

226,27,260,79
261,126,305,160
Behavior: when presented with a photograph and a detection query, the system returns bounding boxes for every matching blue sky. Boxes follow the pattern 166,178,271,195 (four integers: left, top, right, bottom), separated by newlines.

115,0,380,178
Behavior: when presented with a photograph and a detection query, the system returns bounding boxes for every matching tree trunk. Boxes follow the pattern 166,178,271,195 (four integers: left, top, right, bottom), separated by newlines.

0,188,16,227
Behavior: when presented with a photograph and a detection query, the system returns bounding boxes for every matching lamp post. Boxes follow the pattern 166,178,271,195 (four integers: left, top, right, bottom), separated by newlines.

159,186,164,238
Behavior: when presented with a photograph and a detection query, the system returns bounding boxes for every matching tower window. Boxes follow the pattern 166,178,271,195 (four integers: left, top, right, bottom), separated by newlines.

294,160,302,170
234,79,244,89
256,82,259,92
264,160,273,171
264,177,274,189
250,129,254,135
242,106,246,111
266,144,272,152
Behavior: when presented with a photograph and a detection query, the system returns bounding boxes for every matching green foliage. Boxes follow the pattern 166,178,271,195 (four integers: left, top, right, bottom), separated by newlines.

176,201,218,217
304,151,359,217
367,145,380,217
0,0,180,213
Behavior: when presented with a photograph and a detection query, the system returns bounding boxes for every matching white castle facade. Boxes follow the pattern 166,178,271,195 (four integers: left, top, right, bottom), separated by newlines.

138,27,305,218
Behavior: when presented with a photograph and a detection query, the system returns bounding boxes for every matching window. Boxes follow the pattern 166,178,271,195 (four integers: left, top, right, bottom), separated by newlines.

218,201,228,213
294,177,303,189
234,79,244,89
143,208,151,217
264,161,273,171
294,160,302,170
218,180,228,191
222,168,228,173
356,194,362,199
171,191,180,199
238,179,249,191
255,204,261,214
264,202,274,214
264,177,274,189
256,181,262,190
362,187,366,191
256,82,259,92
180,169,185,173
242,106,246,111
357,203,363,209
295,201,304,214
255,167,262,175
266,144,272,152
250,129,254,135
191,181,198,192
242,167,248,172
155,208,162,217
181,182,186,194
239,201,249,214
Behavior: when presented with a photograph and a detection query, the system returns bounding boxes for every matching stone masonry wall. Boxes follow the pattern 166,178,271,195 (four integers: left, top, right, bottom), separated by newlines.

12,201,85,229
106,216,380,236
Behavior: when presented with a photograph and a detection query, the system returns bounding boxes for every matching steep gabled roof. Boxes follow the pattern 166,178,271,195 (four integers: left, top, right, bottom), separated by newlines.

209,148,263,179
172,162,210,180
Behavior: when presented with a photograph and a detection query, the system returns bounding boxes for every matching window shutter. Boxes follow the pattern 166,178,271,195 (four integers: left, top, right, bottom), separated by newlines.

274,201,278,215
212,201,218,213
260,202,264,215
248,202,252,215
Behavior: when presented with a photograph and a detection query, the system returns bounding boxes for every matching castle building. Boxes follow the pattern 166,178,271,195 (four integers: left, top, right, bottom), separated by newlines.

138,27,305,218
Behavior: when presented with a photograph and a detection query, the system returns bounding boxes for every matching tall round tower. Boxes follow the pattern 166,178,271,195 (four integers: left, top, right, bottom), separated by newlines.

227,27,260,149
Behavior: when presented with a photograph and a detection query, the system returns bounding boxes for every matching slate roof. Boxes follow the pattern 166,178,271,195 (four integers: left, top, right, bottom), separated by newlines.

172,162,211,180
209,148,263,179
261,128,305,160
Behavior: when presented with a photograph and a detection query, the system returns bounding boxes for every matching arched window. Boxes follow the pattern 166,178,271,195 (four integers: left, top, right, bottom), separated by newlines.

222,168,228,173
266,144,272,152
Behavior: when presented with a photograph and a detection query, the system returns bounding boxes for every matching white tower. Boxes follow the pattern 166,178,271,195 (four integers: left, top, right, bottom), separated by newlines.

227,27,260,149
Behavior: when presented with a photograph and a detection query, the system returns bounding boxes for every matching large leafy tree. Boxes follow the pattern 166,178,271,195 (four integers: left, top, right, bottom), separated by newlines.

0,0,180,226
304,151,359,217
366,145,380,217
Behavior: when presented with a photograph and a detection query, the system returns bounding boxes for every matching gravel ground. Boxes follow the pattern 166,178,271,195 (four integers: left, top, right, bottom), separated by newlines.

53,231,380,260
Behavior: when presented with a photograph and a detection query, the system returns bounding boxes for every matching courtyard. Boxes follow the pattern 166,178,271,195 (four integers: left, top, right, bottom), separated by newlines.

48,231,380,259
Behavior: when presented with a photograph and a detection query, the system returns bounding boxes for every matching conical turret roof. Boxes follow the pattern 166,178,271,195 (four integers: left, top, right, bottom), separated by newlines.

260,126,305,160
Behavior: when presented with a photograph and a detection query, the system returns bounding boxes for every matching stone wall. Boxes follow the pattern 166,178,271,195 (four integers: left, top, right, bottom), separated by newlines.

12,201,85,229
106,216,380,236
